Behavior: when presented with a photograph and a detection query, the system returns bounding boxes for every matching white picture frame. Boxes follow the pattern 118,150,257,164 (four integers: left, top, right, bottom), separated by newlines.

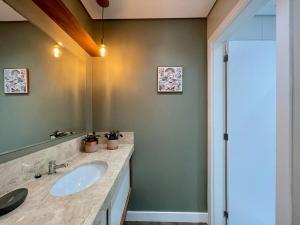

157,66,183,93
3,68,29,94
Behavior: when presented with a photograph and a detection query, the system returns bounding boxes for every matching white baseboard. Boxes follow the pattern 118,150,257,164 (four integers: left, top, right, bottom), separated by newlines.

126,211,208,223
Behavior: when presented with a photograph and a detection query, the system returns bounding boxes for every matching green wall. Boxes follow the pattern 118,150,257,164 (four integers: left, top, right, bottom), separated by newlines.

0,22,86,153
92,19,207,211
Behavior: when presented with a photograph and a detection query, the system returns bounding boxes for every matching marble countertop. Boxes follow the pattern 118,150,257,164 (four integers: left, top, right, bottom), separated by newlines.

0,144,134,225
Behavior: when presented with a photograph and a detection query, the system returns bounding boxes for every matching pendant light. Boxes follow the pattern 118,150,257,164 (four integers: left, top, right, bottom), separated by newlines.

99,6,106,57
53,45,61,58
97,0,109,57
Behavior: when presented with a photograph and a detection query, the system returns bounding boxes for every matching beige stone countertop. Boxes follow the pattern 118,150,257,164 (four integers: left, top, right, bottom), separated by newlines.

0,144,134,225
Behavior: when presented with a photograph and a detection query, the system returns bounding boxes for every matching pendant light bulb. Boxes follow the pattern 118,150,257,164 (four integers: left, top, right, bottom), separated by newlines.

99,6,106,58
53,45,61,58
100,43,106,58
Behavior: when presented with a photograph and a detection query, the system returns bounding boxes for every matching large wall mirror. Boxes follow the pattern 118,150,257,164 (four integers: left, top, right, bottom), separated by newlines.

0,0,87,158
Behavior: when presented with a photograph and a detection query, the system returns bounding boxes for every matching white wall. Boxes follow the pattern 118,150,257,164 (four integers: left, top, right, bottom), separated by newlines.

292,0,300,223
207,0,241,38
229,15,276,40
210,8,275,225
208,0,293,225
276,0,292,224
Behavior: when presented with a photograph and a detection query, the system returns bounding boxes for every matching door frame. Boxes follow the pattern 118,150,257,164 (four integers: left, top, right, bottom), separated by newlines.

207,0,293,225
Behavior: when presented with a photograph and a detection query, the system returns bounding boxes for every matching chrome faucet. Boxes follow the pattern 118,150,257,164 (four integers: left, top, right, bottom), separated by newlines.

48,160,68,174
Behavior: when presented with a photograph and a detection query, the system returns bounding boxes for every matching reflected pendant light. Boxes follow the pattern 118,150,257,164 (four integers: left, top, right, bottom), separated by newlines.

53,45,61,58
97,0,109,57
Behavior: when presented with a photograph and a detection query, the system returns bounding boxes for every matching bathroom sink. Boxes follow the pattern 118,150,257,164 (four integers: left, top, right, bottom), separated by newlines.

49,161,108,197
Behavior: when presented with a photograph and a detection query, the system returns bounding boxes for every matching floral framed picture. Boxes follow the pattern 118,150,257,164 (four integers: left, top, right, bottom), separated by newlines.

158,66,183,93
3,68,29,94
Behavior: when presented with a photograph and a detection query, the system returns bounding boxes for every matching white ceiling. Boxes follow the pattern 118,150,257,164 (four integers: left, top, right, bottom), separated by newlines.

0,1,26,21
81,0,217,19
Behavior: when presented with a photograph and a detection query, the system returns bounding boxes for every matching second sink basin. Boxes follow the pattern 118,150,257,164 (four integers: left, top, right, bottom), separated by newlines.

50,161,108,197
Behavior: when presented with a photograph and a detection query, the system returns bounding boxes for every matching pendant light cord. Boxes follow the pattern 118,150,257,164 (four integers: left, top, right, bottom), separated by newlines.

101,6,105,45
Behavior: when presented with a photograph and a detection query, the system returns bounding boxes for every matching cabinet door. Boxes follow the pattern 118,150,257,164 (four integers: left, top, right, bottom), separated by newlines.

93,210,107,225
99,218,107,225
110,162,130,225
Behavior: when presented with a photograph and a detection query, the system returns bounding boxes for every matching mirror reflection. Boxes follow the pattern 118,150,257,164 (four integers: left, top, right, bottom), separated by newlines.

0,0,86,155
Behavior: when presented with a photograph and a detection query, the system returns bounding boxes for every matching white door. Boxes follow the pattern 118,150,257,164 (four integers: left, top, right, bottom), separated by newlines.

227,41,276,225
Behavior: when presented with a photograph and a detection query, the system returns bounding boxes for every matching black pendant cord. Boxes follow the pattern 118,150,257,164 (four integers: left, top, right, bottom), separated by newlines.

101,6,105,44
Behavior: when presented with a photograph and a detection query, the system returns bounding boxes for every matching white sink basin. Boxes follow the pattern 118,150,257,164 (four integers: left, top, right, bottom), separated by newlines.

50,161,108,197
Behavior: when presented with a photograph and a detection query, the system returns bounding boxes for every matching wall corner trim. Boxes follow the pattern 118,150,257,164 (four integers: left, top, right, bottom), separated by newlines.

125,211,208,223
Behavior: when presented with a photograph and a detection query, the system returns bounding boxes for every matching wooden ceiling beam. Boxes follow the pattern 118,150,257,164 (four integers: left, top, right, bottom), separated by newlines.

33,0,99,57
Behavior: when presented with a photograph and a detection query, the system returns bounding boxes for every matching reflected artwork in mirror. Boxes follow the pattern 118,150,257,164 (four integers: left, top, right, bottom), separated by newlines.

0,0,86,158
4,68,29,94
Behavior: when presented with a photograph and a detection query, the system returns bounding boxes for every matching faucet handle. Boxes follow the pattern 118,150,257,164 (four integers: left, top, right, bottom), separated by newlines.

48,160,68,174
49,160,56,165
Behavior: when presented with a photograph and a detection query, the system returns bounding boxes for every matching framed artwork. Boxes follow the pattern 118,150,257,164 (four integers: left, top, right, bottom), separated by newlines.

3,68,29,94
158,66,183,93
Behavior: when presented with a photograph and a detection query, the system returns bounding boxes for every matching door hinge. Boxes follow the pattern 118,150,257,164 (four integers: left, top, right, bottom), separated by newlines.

223,54,229,62
224,133,229,141
224,210,229,219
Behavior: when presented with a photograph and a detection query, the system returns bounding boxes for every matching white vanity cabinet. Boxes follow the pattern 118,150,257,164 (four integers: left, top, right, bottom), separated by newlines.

110,162,130,225
93,211,108,225
94,161,131,225
99,220,107,225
